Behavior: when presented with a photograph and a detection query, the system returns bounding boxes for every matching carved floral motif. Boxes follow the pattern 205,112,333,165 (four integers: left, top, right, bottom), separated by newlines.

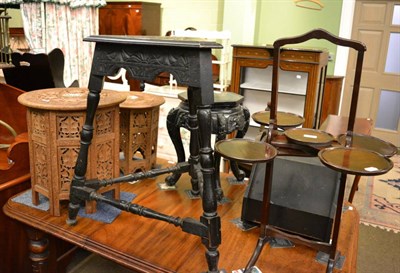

59,147,79,190
93,44,200,86
33,143,48,188
132,111,149,128
96,110,114,135
96,141,114,180
32,110,48,137
57,115,81,139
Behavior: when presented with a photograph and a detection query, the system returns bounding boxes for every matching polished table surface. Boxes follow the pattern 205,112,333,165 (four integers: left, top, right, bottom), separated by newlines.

4,160,359,273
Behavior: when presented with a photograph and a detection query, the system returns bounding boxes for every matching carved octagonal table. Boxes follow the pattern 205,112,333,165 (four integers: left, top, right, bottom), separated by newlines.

119,91,165,174
18,87,127,216
67,36,224,273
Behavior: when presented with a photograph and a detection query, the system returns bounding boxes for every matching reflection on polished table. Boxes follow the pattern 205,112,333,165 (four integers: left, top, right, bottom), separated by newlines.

4,160,359,273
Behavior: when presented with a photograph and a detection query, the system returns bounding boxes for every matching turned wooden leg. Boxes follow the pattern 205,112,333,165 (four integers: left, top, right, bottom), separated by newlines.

245,161,274,272
27,228,49,273
187,87,201,196
198,105,221,273
68,75,103,225
327,173,348,273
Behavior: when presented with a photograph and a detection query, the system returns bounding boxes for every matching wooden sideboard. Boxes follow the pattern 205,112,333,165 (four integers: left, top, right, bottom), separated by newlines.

99,1,162,91
99,1,161,36
230,45,329,129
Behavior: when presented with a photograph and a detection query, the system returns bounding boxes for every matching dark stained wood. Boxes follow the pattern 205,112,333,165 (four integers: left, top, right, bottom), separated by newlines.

67,35,222,272
216,29,369,273
4,159,359,273
2,49,78,92
2,52,55,91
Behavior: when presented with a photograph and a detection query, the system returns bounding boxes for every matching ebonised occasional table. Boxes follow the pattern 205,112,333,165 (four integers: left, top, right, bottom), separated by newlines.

66,35,224,273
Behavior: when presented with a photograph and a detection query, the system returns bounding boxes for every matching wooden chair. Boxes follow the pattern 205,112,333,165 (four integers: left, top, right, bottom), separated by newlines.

48,48,79,88
2,48,78,91
215,29,393,273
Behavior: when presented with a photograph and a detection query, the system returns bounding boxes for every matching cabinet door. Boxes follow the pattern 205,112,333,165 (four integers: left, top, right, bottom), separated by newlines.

240,66,308,127
231,46,328,129
99,7,143,35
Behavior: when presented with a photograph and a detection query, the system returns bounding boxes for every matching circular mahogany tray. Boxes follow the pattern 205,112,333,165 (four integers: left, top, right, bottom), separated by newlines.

284,128,334,146
338,133,397,158
318,147,393,176
252,111,305,129
215,139,278,164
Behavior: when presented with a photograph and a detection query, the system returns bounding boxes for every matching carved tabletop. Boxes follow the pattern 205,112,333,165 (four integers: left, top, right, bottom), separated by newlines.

18,88,127,110
119,91,165,109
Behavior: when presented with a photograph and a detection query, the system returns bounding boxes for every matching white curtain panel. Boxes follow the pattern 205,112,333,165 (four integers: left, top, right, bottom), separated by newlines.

0,1,105,7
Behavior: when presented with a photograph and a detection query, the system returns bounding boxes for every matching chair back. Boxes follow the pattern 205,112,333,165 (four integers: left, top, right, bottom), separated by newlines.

3,48,78,91
269,28,366,146
3,51,55,91
48,48,67,88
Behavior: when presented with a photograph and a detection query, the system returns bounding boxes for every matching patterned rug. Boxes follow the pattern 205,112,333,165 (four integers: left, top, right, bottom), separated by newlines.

351,154,400,233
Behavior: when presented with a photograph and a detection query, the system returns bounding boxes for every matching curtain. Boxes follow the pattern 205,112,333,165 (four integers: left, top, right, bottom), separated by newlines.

1,1,105,8
11,0,106,87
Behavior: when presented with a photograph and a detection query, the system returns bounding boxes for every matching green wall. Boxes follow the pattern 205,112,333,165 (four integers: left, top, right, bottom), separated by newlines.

255,0,343,74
